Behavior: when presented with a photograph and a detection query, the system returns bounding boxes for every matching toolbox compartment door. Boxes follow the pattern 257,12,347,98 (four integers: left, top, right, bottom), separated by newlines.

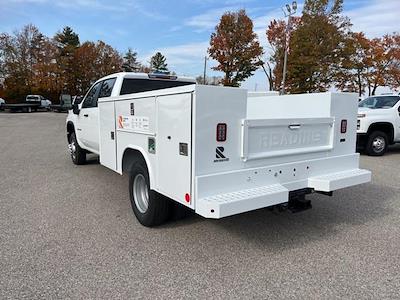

156,92,192,206
241,118,334,161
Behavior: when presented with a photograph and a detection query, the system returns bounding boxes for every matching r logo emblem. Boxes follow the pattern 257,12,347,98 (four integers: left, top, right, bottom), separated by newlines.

216,147,225,159
214,147,229,163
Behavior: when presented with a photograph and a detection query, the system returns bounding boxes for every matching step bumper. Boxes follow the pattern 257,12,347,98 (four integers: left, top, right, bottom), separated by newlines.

196,184,288,219
308,168,371,192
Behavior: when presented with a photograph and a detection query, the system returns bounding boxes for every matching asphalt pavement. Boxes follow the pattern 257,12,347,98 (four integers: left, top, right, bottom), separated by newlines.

0,112,399,299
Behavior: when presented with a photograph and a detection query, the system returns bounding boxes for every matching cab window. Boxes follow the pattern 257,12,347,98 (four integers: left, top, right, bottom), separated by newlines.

99,78,116,98
82,82,102,108
120,78,193,95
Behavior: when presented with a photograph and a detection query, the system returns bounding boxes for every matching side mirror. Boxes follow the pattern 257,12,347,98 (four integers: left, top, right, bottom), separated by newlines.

397,106,400,116
72,103,80,115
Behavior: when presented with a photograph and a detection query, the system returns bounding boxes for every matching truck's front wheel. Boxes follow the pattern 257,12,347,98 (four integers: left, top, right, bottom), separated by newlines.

366,131,388,156
129,161,170,227
69,132,86,165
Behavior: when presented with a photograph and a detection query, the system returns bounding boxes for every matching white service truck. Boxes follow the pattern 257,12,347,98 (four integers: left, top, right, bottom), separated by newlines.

66,72,371,227
357,94,400,156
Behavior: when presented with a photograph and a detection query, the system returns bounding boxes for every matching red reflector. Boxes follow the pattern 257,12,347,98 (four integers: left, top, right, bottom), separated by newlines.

216,123,227,142
185,193,190,203
341,119,347,133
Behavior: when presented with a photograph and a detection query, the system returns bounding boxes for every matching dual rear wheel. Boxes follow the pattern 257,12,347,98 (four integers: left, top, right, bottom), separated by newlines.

68,131,188,227
129,161,189,227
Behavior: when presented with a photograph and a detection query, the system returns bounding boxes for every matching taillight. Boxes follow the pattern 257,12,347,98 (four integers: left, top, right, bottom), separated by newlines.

216,123,227,142
341,119,347,133
185,193,190,203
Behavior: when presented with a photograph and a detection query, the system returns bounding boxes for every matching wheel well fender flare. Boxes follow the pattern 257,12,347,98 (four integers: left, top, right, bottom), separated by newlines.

121,146,155,190
367,122,394,143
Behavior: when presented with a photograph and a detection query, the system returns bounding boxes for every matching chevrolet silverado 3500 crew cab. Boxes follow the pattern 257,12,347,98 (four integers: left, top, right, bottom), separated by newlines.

357,94,400,156
66,72,371,227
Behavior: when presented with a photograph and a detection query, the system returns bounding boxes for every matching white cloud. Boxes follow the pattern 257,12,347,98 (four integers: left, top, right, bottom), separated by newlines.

141,41,211,75
345,0,400,37
3,0,166,19
184,6,241,32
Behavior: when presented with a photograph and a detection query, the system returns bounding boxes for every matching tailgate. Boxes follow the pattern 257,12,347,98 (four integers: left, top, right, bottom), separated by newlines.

241,118,334,161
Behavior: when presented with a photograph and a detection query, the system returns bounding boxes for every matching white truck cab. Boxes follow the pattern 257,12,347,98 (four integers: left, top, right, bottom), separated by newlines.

67,72,371,227
357,94,400,155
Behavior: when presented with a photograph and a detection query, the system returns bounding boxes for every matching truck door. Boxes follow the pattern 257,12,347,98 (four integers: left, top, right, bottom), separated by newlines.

78,81,102,152
156,93,192,206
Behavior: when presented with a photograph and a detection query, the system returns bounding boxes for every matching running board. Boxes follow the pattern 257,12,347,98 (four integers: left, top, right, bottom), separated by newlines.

308,169,371,192
196,184,288,219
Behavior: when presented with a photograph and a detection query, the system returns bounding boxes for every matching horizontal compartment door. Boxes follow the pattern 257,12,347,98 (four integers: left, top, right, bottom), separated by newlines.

241,118,334,161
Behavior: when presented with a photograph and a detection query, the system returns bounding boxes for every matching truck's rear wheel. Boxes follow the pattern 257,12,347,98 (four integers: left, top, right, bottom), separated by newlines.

366,131,388,156
69,132,86,165
129,161,170,227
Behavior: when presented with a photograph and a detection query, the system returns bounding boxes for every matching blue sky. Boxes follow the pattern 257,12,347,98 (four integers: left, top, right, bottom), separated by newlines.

0,0,399,91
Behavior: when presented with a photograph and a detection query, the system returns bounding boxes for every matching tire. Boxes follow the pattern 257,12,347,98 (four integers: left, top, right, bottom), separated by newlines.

69,132,86,165
129,161,170,227
366,131,388,156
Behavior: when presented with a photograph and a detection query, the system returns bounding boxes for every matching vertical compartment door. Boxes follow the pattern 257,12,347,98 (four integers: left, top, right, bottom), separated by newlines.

99,101,117,171
156,93,192,206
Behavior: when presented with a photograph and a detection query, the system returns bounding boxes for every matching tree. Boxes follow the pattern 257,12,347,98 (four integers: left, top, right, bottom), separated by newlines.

334,32,370,96
54,26,80,95
31,34,61,101
366,34,400,95
54,26,79,49
0,24,46,101
122,48,142,72
335,33,400,96
387,34,400,90
150,52,168,72
286,0,351,93
74,41,122,94
209,9,263,87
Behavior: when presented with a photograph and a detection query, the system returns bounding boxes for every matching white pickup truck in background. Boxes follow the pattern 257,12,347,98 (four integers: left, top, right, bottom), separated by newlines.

357,94,400,156
66,72,371,227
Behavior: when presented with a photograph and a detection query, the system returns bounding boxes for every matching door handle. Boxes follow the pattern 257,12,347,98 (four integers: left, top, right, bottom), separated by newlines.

83,114,89,117
289,124,301,130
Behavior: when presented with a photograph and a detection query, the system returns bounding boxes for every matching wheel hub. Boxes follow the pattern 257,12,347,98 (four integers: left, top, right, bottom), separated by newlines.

133,174,149,213
68,141,76,159
372,136,385,153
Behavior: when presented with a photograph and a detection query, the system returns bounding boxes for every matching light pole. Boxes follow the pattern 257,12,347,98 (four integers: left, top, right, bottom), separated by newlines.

203,56,209,85
280,1,297,95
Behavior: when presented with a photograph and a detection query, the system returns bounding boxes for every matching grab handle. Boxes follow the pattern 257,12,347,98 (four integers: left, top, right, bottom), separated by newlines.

288,124,301,130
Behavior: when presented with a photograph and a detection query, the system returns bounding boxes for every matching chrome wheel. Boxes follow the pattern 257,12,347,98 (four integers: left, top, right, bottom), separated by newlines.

372,136,385,153
69,139,76,159
133,174,149,213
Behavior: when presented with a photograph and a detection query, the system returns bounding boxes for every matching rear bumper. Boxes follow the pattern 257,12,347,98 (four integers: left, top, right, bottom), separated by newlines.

195,154,371,219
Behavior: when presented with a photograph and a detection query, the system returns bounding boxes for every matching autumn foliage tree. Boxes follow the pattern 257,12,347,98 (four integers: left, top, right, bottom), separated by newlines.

335,33,400,96
0,24,123,102
0,24,58,101
209,9,263,87
286,0,351,93
74,41,122,94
